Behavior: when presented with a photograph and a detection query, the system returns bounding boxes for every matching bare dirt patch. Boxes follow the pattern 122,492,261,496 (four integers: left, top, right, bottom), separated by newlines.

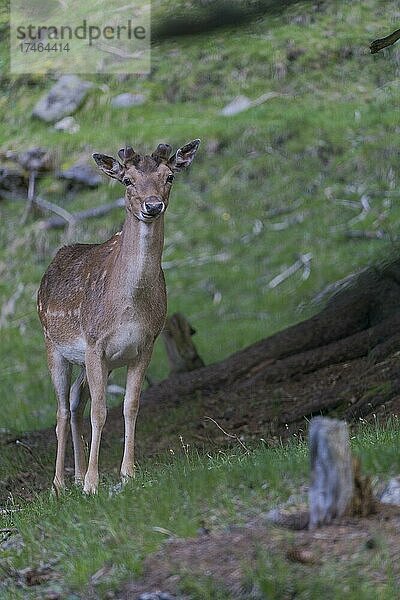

120,505,400,599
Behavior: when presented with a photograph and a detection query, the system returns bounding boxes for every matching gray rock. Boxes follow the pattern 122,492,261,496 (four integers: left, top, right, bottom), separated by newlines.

380,477,400,505
111,93,146,108
32,75,92,123
54,116,80,134
0,533,24,553
58,162,102,189
0,166,27,199
17,147,53,172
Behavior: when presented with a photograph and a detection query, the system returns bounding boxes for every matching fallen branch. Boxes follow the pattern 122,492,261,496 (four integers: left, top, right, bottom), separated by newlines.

265,199,303,219
370,28,400,54
332,199,361,210
311,270,363,306
267,253,312,289
39,197,125,229
241,218,264,243
163,252,231,270
345,230,399,241
267,212,307,231
94,41,141,59
346,194,371,226
34,195,76,226
252,91,288,107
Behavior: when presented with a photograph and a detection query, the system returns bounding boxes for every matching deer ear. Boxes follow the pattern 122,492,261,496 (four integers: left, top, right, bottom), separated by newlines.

92,153,125,181
168,139,200,172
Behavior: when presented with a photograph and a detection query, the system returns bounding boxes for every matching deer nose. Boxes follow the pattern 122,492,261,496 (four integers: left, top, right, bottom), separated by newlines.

144,197,164,215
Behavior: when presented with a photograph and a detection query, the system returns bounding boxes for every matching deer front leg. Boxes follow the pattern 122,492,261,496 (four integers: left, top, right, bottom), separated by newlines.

83,347,108,494
120,353,151,481
47,344,72,493
70,368,89,485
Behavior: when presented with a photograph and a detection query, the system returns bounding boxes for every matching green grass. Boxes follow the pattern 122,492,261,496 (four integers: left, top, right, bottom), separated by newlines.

246,551,397,600
1,423,399,598
1,0,400,431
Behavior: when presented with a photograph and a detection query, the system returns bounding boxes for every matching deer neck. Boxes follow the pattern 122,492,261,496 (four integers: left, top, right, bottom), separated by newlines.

114,212,164,294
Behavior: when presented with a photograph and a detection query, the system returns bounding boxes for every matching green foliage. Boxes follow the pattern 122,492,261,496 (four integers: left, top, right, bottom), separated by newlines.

248,550,398,599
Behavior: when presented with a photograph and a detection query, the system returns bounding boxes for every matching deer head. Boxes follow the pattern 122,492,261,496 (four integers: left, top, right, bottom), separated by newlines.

92,139,200,223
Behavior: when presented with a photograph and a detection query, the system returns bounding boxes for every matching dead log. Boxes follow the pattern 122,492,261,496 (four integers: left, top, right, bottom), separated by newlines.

308,417,354,528
162,312,204,374
370,28,400,53
140,258,400,409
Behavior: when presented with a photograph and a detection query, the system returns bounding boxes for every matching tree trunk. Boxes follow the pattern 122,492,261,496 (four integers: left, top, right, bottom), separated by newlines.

140,258,400,435
162,312,205,374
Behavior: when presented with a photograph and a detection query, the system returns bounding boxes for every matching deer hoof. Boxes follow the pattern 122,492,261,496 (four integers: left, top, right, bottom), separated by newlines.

83,474,99,495
120,470,135,484
52,477,65,496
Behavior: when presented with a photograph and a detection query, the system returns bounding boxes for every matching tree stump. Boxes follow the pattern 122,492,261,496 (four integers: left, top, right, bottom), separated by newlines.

308,417,354,529
266,417,377,531
162,313,205,375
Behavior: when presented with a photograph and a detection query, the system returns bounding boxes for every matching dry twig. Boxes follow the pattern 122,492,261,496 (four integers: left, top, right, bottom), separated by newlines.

204,416,249,453
13,439,46,472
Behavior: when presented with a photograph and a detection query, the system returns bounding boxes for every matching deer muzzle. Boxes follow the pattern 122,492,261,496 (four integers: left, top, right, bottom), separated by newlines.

143,197,165,217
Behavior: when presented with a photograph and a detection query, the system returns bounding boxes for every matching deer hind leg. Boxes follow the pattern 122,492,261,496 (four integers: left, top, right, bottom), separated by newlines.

47,344,72,492
70,367,89,485
120,352,152,482
83,347,108,494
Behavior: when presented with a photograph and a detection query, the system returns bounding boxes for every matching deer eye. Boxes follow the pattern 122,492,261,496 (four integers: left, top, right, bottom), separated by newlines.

166,174,174,184
123,177,133,186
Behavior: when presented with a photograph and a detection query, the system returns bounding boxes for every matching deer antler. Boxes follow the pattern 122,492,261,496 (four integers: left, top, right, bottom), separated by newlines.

117,146,140,166
151,143,172,163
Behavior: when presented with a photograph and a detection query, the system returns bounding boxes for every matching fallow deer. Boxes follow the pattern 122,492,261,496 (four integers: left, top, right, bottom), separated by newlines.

37,139,200,494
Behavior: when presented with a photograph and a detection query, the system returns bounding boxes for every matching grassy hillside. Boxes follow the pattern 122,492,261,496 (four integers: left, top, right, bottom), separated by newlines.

1,423,400,598
1,0,400,431
1,1,400,597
